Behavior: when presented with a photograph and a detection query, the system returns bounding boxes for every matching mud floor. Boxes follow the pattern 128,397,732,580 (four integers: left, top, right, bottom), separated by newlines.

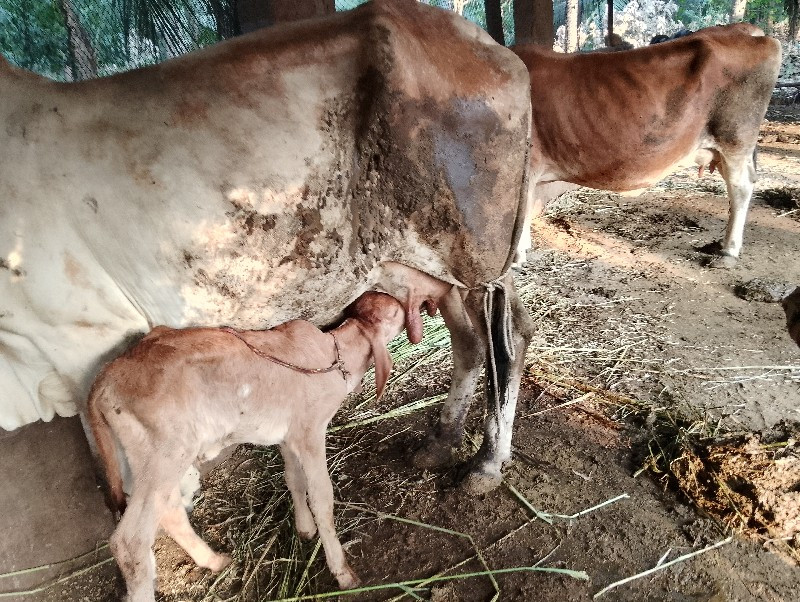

34,112,800,601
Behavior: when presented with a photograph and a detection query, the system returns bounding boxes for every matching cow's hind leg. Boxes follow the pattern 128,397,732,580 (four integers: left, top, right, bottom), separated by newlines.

414,287,485,469
462,275,534,494
160,486,232,572
713,151,756,269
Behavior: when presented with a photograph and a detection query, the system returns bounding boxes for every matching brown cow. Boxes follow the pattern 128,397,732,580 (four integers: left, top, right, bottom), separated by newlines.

515,24,781,268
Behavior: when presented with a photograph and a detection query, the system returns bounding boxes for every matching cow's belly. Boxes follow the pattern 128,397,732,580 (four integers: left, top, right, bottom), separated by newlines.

1,166,452,430
538,143,718,193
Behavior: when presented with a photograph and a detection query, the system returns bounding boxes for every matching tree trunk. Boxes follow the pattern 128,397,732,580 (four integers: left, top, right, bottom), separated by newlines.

566,0,578,52
236,0,334,33
212,0,241,39
484,0,505,45
60,0,97,80
607,0,613,39
270,0,335,24
514,0,554,47
731,0,747,22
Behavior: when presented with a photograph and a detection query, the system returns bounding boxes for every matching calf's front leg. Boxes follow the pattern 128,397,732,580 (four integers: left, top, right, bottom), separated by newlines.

280,443,317,539
288,434,359,589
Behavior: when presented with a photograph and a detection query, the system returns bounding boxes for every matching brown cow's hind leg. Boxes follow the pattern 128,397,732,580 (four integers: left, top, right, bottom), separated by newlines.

712,151,756,268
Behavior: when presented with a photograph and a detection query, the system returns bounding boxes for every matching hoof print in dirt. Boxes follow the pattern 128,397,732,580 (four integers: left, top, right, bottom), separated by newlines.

734,279,797,303
695,240,722,255
757,187,800,213
694,241,739,269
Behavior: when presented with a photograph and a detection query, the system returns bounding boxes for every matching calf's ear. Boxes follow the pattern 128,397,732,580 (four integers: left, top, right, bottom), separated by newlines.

370,338,394,400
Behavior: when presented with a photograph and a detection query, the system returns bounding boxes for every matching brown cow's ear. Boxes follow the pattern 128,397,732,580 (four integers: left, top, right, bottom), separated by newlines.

371,337,394,401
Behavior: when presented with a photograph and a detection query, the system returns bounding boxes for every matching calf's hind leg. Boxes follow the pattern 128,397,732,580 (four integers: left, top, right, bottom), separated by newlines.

111,478,174,602
159,486,232,572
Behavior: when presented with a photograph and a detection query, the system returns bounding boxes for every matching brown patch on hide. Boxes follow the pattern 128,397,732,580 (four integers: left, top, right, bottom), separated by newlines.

173,99,210,126
194,268,239,300
63,252,90,288
227,199,278,238
283,205,324,269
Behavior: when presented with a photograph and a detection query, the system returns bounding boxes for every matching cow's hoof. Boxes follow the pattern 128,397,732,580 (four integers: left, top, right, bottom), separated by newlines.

708,254,738,269
335,566,361,590
413,438,456,470
462,467,503,495
206,552,232,573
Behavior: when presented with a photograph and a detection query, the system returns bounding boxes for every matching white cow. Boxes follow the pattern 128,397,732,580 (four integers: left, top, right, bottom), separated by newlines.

0,0,534,491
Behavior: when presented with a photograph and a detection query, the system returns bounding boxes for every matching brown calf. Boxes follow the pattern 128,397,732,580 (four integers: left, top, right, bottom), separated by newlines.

88,292,418,602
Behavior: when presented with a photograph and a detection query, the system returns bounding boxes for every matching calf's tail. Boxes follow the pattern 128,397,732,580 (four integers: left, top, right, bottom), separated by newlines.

87,384,127,515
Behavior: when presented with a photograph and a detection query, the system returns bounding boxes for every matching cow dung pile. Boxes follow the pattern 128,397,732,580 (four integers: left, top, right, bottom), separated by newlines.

670,432,800,563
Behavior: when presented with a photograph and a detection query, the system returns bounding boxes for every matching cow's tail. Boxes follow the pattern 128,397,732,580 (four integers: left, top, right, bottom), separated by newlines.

503,101,534,274
87,384,126,516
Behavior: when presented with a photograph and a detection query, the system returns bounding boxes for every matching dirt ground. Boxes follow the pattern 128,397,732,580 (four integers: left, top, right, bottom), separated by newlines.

43,110,800,601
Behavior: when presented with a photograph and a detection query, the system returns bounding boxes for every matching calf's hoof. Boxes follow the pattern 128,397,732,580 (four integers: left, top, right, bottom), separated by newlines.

335,565,361,590
205,552,233,573
297,526,318,540
462,467,503,495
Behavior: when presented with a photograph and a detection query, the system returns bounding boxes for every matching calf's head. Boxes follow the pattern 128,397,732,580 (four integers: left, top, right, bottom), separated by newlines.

346,292,406,400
